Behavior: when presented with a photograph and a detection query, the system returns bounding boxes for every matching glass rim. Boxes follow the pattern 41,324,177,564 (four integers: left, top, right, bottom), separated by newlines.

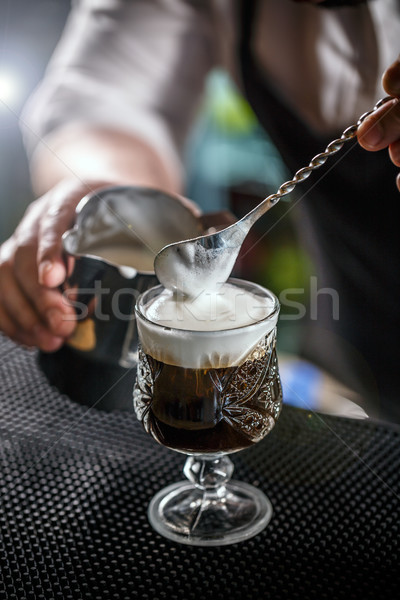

134,277,280,336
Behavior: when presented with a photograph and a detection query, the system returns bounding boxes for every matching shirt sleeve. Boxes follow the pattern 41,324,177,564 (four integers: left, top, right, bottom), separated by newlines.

20,0,217,176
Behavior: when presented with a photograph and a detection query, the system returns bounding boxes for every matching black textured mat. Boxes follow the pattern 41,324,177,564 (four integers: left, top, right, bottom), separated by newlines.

0,334,399,599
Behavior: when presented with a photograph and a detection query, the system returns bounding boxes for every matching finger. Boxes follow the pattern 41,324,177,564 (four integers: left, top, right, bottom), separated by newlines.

0,257,73,348
357,98,400,151
0,303,34,346
37,180,112,288
0,261,42,334
39,288,77,338
37,200,76,288
175,194,202,218
382,55,400,98
24,283,77,339
389,139,400,167
13,245,77,338
0,300,64,352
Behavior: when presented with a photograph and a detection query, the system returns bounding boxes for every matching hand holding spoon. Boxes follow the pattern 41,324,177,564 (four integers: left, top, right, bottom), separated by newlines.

154,97,393,296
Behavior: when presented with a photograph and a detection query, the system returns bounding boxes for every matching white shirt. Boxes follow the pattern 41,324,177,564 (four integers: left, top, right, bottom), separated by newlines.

20,0,400,176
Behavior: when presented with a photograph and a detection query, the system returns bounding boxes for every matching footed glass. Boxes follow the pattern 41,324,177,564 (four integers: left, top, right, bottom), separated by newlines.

133,279,282,546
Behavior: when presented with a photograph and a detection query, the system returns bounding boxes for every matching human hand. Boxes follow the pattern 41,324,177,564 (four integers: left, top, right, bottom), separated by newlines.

357,56,400,192
0,179,112,351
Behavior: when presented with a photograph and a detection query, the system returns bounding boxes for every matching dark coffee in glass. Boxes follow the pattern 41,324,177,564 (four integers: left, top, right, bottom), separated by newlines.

134,278,282,546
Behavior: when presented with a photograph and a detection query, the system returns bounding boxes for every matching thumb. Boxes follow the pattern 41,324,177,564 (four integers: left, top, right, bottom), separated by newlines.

382,55,400,98
37,180,114,287
38,257,67,289
37,203,72,288
37,184,84,287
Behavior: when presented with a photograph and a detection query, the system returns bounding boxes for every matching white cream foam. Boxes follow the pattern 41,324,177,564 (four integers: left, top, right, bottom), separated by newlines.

137,281,278,369
144,284,274,331
156,241,238,298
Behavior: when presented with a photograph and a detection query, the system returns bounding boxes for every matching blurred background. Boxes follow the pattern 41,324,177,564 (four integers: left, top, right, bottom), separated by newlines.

1,1,363,416
0,0,71,241
0,0,310,348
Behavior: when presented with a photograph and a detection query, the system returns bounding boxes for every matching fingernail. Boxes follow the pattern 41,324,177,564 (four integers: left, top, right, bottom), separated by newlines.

361,123,383,147
38,260,53,282
46,308,63,331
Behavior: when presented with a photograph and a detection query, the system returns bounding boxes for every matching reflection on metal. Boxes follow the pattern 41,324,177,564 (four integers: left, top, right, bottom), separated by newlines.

40,185,203,411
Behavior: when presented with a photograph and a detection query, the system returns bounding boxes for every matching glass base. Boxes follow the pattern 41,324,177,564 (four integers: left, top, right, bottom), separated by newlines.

148,480,273,546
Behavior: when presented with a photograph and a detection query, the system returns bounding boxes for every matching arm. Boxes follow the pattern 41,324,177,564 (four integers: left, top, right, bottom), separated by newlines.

30,126,181,197
0,128,179,352
357,56,400,192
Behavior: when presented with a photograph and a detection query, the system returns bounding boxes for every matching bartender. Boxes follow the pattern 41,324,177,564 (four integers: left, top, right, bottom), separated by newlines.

0,0,399,420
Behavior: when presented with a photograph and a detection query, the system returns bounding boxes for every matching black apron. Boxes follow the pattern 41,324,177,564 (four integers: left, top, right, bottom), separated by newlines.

238,0,400,422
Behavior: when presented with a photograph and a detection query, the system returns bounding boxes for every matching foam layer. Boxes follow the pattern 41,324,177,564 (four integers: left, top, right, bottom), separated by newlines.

136,281,279,369
143,284,274,331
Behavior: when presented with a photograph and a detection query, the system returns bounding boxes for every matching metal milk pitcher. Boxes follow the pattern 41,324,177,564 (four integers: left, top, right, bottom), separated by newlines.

38,185,204,411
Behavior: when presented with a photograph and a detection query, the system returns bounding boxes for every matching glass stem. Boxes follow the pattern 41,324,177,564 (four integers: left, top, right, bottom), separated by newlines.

183,455,234,494
182,455,235,533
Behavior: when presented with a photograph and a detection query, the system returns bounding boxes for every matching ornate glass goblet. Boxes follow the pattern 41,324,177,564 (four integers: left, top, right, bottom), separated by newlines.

133,278,282,546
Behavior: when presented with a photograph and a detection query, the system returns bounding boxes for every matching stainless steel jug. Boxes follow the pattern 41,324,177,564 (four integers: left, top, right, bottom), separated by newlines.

38,185,208,411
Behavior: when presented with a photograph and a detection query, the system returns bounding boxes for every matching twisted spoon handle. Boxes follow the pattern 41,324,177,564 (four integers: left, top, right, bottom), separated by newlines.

243,96,393,229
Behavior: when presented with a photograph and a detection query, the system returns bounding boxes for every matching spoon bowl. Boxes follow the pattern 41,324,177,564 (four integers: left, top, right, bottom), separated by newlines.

155,97,392,295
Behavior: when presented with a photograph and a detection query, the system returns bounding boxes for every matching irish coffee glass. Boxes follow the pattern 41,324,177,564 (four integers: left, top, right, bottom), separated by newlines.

133,279,282,546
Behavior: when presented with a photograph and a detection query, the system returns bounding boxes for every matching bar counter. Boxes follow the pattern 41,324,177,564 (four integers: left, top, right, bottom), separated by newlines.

0,334,399,599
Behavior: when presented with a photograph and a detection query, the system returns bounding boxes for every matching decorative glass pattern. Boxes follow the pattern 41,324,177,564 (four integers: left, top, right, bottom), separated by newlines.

134,330,282,453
